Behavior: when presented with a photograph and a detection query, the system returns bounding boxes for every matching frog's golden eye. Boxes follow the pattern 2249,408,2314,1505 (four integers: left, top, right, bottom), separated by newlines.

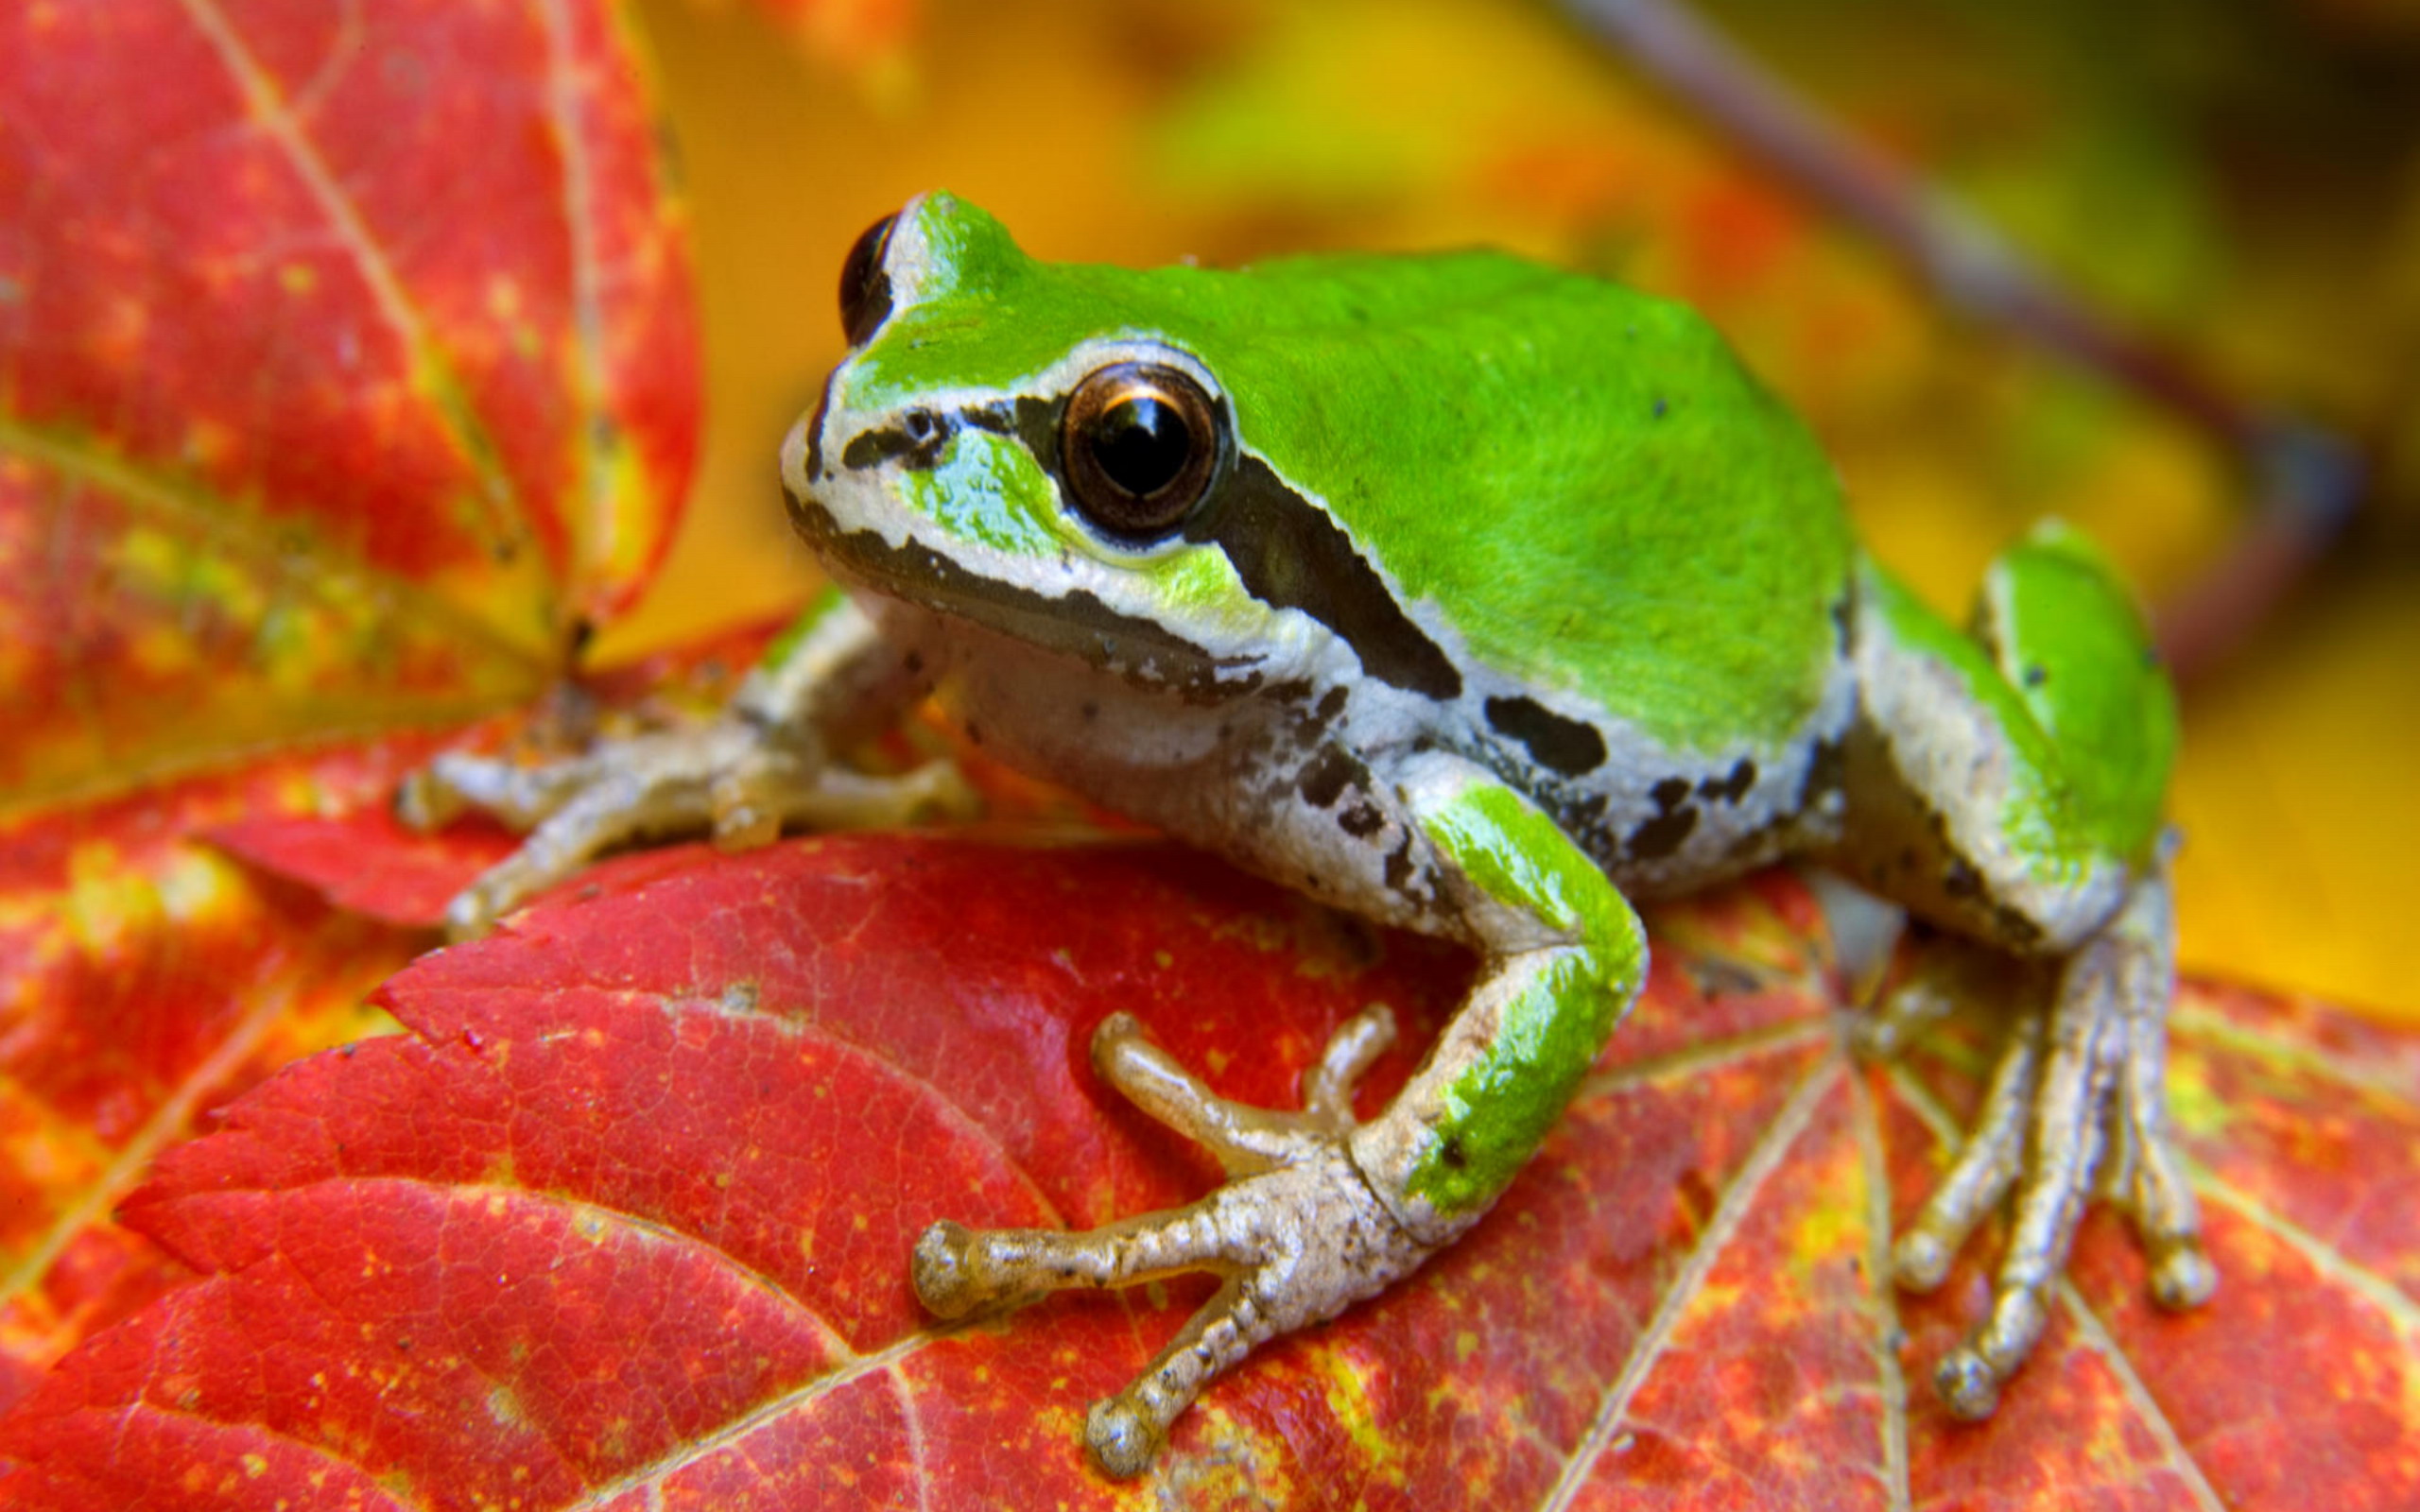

838,212,898,347
1061,362,1223,540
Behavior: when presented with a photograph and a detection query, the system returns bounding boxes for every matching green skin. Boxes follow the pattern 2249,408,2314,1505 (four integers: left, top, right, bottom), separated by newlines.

407,193,2211,1479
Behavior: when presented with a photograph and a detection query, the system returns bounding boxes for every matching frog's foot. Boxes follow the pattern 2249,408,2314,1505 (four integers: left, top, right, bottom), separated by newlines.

399,719,976,940
912,1006,1444,1478
1889,873,2215,1418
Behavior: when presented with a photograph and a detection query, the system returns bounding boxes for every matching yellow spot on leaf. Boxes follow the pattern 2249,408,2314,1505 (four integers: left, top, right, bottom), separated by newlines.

1312,1343,1406,1479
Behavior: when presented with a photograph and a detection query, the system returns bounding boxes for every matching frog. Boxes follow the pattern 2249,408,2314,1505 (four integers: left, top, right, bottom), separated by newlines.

402,192,2214,1478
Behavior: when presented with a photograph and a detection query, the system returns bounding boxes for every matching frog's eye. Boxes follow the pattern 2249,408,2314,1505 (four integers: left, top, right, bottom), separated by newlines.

1060,362,1223,540
838,212,898,347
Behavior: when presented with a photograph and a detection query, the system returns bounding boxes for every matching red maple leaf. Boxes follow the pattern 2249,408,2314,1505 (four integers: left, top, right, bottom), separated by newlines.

0,0,693,1400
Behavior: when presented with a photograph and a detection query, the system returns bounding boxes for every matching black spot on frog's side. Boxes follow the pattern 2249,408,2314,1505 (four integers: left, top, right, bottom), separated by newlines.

1337,802,1386,838
1625,776,1700,861
1696,758,1757,805
1298,747,1371,810
1483,696,1608,778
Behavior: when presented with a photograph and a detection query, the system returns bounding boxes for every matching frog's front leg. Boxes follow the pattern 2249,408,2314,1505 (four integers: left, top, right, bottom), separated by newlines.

911,757,1647,1477
1836,526,2214,1418
401,588,974,938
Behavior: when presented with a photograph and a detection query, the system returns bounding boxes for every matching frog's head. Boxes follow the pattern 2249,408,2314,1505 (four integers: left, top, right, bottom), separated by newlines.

782,192,1411,700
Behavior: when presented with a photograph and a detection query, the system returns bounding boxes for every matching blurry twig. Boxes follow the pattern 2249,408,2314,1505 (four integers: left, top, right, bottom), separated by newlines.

1560,0,2361,679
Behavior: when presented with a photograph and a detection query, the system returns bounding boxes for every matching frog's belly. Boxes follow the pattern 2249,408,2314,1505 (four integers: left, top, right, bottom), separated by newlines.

884,599,1855,935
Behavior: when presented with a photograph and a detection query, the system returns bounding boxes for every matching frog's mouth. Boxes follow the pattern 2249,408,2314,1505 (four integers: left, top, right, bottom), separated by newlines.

785,479,1261,702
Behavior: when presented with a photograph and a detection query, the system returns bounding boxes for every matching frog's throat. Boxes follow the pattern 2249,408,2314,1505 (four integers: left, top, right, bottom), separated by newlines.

785,492,1261,701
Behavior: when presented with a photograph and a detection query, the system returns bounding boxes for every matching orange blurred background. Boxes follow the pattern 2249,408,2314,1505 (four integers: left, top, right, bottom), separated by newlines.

607,0,2420,1021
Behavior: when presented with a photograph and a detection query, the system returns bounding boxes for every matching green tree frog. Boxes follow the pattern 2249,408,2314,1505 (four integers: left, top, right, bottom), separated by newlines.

404,193,2214,1477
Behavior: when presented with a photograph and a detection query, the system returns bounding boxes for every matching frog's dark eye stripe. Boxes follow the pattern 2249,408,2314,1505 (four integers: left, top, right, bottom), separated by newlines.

1060,362,1223,540
838,213,898,347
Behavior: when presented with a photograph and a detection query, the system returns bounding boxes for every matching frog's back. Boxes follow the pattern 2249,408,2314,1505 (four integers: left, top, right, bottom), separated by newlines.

1198,249,1856,761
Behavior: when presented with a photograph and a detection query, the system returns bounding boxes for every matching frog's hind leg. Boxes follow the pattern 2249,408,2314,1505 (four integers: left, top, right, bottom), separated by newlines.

1897,863,2213,1418
1833,526,2211,1418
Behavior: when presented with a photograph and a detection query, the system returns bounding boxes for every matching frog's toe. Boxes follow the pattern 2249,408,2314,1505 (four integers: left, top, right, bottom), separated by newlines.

1090,1007,1396,1176
1085,1395,1165,1481
907,1219,1015,1318
1933,1347,2000,1420
2108,954,2216,1313
1893,1002,2042,1294
398,747,605,833
716,757,980,847
2149,1241,2218,1311
439,770,681,939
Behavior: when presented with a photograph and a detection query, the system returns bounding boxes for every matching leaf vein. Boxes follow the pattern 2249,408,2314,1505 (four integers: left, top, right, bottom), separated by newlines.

174,0,536,576
1849,1069,1914,1512
1541,1057,1842,1510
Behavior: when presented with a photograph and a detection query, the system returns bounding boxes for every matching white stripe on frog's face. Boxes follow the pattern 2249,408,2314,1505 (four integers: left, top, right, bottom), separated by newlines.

783,351,1342,704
